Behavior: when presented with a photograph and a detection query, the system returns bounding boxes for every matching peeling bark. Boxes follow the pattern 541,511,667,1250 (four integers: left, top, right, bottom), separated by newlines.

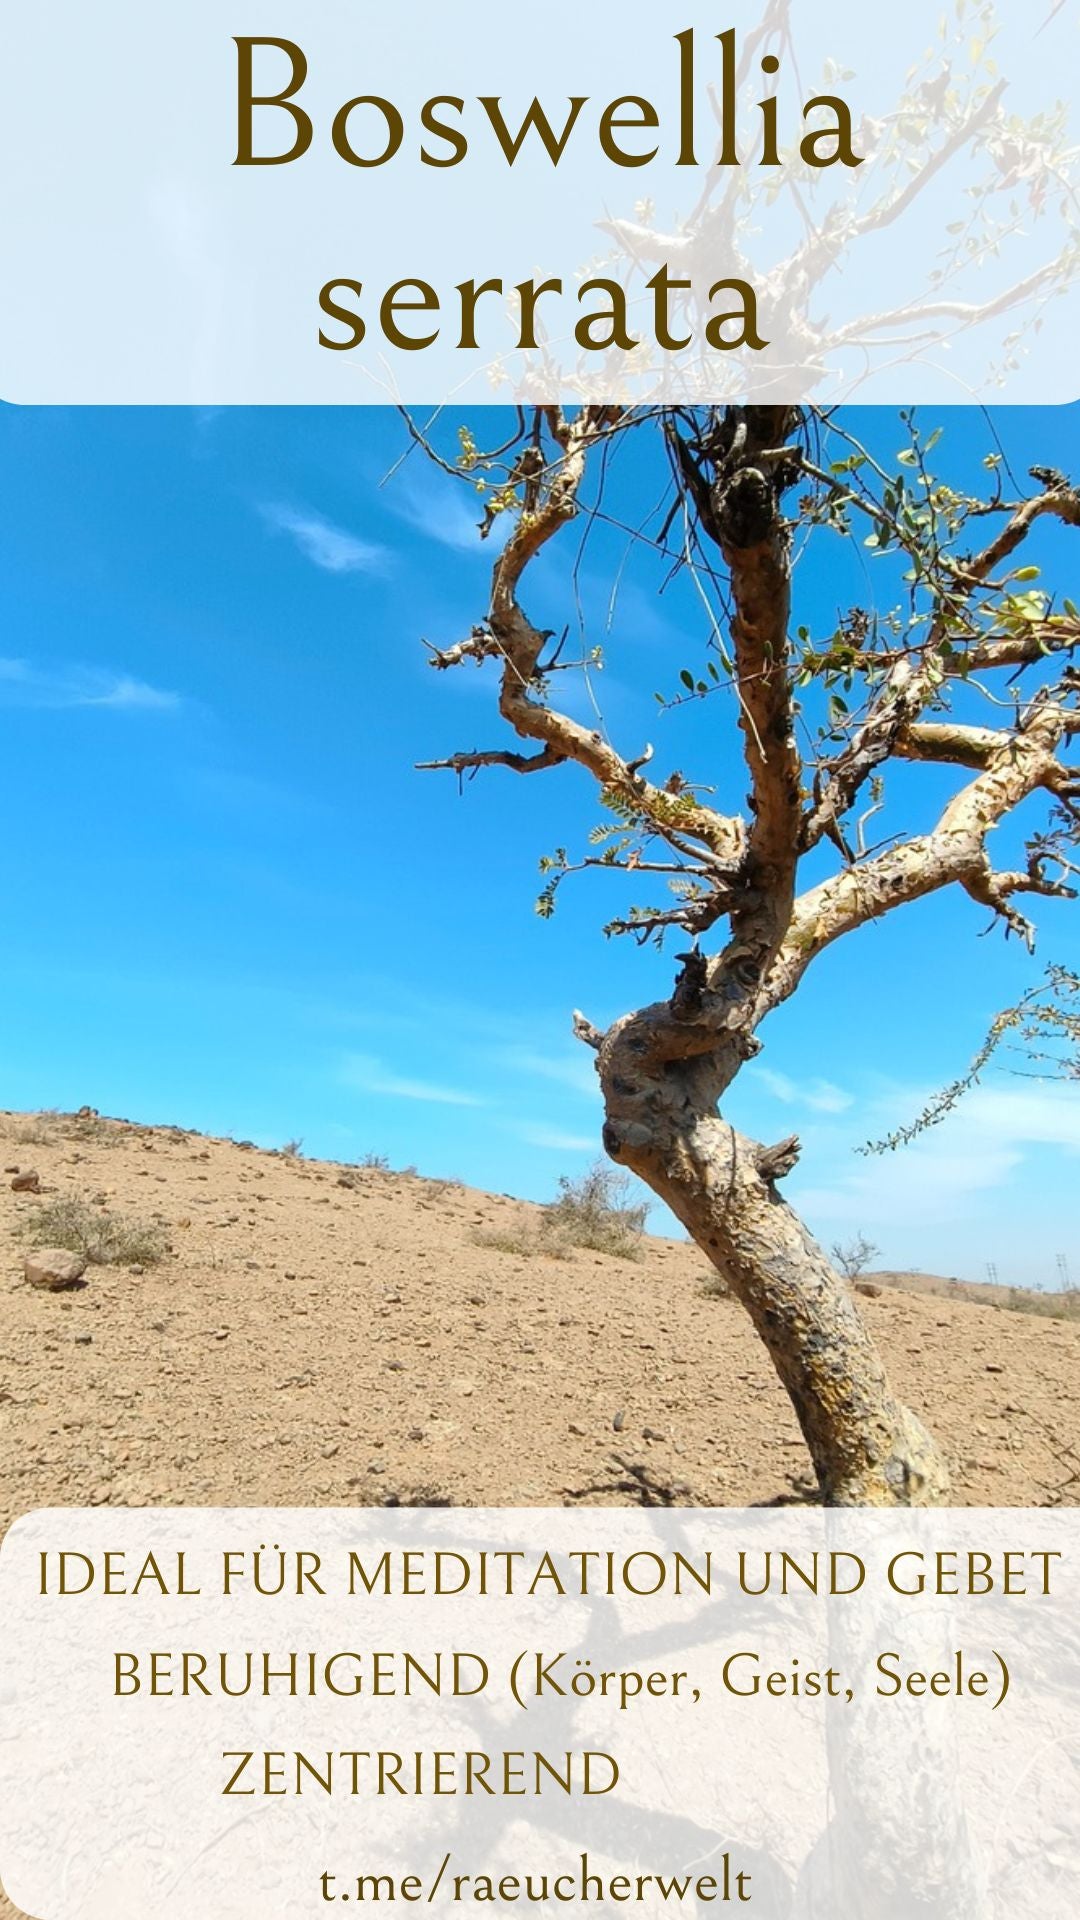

419,402,1080,1508
598,1021,948,1507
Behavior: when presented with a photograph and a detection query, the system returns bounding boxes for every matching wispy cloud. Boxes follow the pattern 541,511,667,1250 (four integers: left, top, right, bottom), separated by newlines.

341,1052,484,1108
185,766,327,823
752,1065,854,1115
0,659,181,713
260,503,391,575
496,1045,601,1100
388,468,507,556
961,1081,1080,1155
796,1078,1080,1238
516,1124,599,1153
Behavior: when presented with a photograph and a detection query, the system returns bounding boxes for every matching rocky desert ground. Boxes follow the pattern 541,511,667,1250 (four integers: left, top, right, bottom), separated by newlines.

1,1106,1078,1523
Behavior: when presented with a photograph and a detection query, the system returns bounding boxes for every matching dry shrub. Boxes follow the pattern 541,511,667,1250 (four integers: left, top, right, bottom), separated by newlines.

471,1225,571,1262
27,1197,168,1268
472,1164,649,1262
1006,1286,1080,1321
7,1117,54,1147
542,1162,649,1260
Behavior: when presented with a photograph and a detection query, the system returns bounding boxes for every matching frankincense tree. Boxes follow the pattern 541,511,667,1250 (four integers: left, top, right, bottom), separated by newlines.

417,403,1080,1506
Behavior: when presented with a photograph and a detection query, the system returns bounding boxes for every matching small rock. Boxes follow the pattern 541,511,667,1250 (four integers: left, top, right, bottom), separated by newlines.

613,1409,626,1432
985,1363,1005,1374
73,1333,93,1346
25,1248,88,1291
568,1422,586,1437
11,1171,41,1193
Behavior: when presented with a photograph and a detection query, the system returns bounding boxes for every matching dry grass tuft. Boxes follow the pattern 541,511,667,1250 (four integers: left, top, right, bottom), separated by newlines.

1005,1286,1080,1321
471,1163,649,1263
542,1162,648,1260
26,1197,168,1268
6,1116,54,1147
472,1225,571,1261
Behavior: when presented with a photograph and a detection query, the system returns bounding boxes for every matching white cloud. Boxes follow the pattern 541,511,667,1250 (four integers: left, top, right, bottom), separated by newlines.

797,1144,1021,1237
516,1124,599,1153
340,1052,484,1108
261,504,390,575
92,675,180,712
752,1065,854,1114
794,1076,1080,1242
0,659,181,713
388,468,507,555
961,1081,1080,1154
496,1045,601,1100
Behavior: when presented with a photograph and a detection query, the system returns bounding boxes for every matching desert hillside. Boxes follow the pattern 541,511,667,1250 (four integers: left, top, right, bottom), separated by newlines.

2,1109,1078,1521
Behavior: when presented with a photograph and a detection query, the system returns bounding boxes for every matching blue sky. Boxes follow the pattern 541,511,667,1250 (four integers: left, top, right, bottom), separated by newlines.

0,402,1077,1287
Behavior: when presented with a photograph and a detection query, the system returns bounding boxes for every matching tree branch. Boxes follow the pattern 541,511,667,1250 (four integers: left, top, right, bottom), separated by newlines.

416,746,566,778
802,477,1080,849
767,702,1073,1014
422,408,747,879
893,720,1013,771
673,409,805,980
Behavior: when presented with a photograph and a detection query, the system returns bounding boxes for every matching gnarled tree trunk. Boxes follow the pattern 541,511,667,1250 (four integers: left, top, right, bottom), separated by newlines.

420,401,1080,1507
598,1022,949,1507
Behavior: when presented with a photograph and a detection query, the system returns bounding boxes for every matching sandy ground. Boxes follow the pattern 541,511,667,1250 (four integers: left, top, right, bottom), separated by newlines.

2,1109,1079,1920
2,1107,1078,1524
